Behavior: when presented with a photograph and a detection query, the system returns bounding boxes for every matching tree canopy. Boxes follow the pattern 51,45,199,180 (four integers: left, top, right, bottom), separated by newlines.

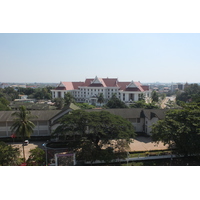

151,103,200,157
97,93,104,106
76,102,96,109
0,141,21,166
53,97,65,109
176,83,200,104
64,92,75,106
151,90,159,102
0,97,11,111
129,100,159,109
105,94,128,109
53,110,135,163
27,147,45,166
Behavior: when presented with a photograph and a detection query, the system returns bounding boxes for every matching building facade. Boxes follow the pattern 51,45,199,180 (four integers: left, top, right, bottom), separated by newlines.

0,110,60,138
0,105,166,138
51,76,151,105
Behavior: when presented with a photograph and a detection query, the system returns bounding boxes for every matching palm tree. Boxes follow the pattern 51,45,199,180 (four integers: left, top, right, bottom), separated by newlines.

10,106,36,163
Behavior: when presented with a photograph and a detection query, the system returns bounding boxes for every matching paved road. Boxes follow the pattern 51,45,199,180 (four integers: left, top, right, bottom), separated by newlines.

9,137,168,160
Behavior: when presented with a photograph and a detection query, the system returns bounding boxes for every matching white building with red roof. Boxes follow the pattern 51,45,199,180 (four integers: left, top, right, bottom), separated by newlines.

51,76,151,105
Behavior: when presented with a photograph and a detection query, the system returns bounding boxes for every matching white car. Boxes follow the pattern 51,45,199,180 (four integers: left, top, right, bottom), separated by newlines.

23,140,29,145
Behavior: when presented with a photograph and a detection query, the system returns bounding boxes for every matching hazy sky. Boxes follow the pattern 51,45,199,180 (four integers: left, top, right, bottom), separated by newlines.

1,33,200,83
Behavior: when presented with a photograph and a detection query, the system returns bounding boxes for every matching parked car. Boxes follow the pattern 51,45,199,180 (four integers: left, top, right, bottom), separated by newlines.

23,140,29,146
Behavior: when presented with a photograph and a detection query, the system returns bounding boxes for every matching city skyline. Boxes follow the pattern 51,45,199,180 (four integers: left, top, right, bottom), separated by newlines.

1,33,200,83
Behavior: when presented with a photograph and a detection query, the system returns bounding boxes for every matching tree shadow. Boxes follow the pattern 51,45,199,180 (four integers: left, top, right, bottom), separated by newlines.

135,136,153,144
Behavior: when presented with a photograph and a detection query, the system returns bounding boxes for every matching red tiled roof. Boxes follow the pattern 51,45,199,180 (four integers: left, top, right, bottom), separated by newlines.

82,79,105,87
118,82,149,92
72,82,84,89
54,78,149,92
102,78,118,87
55,87,67,90
141,85,149,91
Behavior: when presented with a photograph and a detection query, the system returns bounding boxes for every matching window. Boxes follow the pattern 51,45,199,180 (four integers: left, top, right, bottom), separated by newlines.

39,121,47,126
128,118,137,123
0,122,6,127
39,130,48,135
0,131,7,136
7,122,13,126
137,118,140,123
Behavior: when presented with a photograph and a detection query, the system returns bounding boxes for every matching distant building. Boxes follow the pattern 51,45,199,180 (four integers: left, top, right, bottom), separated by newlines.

163,87,170,93
0,83,10,89
51,76,151,105
171,83,185,93
11,84,26,89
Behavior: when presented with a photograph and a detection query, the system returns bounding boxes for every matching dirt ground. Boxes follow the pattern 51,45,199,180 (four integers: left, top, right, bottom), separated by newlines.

9,137,168,160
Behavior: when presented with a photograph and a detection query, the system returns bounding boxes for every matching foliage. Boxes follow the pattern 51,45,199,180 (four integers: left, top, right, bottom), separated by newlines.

105,94,128,108
17,87,35,95
27,147,45,166
138,93,145,101
159,93,166,100
151,90,159,102
151,103,200,157
0,97,11,110
10,106,36,162
53,97,65,109
0,141,21,166
76,103,96,109
165,99,180,109
53,110,135,163
129,101,159,109
0,87,18,101
31,88,52,100
97,93,104,106
64,92,75,106
176,83,200,104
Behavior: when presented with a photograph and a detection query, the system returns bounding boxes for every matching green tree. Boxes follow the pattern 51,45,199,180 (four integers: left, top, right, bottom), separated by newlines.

105,94,128,109
27,147,45,166
159,93,166,100
129,101,159,109
176,84,200,104
151,103,200,157
53,97,65,109
0,141,21,166
53,110,135,163
10,106,36,163
0,97,11,110
32,87,52,100
76,103,95,109
2,87,18,101
97,93,104,106
138,93,145,101
151,90,159,102
64,92,75,106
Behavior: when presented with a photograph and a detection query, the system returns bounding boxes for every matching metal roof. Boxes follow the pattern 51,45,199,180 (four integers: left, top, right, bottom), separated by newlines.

0,110,60,122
